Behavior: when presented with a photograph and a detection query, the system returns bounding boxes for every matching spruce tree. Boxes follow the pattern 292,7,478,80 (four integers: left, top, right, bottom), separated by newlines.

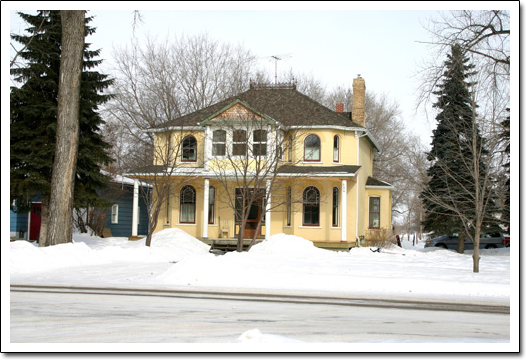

10,11,114,240
500,109,510,232
421,44,497,255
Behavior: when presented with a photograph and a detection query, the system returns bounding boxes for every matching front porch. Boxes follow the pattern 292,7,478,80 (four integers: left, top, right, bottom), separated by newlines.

200,237,355,253
202,238,264,253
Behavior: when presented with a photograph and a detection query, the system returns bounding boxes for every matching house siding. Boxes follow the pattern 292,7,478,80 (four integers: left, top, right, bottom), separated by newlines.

105,183,150,237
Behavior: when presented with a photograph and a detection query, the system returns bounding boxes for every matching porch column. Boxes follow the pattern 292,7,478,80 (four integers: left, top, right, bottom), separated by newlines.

341,179,347,242
204,126,210,171
202,178,209,239
265,179,271,240
132,179,139,237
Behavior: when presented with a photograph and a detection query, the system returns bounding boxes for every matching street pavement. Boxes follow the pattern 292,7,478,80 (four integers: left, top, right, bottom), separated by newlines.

9,284,510,345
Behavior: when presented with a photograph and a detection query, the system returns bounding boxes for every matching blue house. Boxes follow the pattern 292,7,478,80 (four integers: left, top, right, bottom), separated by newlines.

10,173,151,241
103,173,150,238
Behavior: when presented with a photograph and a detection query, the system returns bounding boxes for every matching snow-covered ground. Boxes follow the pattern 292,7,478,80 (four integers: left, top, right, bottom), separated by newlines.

7,228,516,349
10,228,511,304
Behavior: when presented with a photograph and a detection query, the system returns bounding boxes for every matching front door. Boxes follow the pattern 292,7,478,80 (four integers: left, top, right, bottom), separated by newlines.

29,203,42,241
235,189,265,239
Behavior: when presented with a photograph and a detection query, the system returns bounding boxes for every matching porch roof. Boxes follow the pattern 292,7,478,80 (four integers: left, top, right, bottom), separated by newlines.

126,165,361,179
276,165,361,177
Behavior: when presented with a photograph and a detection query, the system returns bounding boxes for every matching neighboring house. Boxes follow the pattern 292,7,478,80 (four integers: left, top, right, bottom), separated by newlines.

102,172,151,238
9,197,38,241
129,76,392,250
9,173,150,241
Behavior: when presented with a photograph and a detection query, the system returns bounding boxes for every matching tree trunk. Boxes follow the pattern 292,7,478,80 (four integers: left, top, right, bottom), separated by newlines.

46,11,85,246
457,232,465,254
473,228,481,273
38,195,50,247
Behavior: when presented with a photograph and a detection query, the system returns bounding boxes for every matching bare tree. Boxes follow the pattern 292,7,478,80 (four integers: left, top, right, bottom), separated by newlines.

128,127,196,247
417,10,510,121
45,10,85,246
424,10,510,76
208,91,310,251
103,33,258,172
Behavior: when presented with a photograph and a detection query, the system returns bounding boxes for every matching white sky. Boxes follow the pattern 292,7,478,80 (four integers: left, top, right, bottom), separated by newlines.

4,2,518,146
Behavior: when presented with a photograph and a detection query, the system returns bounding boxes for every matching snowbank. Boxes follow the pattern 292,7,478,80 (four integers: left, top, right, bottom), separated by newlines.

10,228,210,275
250,233,328,255
10,228,511,303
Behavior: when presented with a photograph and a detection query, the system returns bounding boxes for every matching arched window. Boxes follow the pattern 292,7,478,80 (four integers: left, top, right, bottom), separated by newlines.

180,186,196,223
181,135,197,162
303,186,320,226
333,135,340,163
286,186,292,226
304,134,321,161
208,186,215,224
332,187,339,227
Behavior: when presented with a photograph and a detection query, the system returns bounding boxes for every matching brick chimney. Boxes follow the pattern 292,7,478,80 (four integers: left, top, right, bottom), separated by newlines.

352,75,365,126
335,103,344,113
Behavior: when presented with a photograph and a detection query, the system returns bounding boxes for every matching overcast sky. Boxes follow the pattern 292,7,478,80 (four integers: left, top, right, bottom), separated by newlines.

5,2,517,147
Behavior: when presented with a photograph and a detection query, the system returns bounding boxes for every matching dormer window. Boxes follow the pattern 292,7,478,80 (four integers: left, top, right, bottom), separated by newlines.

304,134,321,162
233,130,247,156
212,130,226,156
181,135,197,162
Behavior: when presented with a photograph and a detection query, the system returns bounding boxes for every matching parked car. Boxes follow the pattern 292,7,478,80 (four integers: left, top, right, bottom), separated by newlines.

424,232,510,251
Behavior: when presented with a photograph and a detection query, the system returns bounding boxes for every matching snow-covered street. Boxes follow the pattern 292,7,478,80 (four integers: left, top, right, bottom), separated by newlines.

10,286,509,348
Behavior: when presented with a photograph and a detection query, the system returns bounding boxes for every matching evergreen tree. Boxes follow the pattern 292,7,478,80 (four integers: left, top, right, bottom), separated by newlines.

499,109,510,231
420,44,498,253
10,11,114,230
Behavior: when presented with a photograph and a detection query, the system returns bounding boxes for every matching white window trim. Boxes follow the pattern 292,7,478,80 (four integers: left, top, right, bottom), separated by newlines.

111,204,119,224
208,127,272,160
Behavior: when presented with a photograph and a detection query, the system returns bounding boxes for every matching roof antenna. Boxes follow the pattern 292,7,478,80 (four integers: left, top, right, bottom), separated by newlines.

262,53,292,84
271,55,281,84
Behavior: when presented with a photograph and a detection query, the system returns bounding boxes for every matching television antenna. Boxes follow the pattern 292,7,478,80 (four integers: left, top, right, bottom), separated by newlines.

261,53,292,83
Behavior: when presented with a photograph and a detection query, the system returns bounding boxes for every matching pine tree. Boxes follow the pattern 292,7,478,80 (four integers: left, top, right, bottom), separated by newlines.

421,44,499,270
10,11,114,243
500,109,510,232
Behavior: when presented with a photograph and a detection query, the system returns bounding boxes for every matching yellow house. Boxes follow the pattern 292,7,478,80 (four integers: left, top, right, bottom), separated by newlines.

129,76,392,250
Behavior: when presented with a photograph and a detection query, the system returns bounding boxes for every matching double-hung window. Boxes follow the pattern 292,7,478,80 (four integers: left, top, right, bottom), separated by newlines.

111,204,119,224
304,134,321,161
212,130,226,156
181,135,197,162
180,186,196,223
303,186,320,226
253,130,267,156
332,187,339,227
208,186,215,224
369,197,381,229
286,186,292,226
333,135,340,163
233,130,247,156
